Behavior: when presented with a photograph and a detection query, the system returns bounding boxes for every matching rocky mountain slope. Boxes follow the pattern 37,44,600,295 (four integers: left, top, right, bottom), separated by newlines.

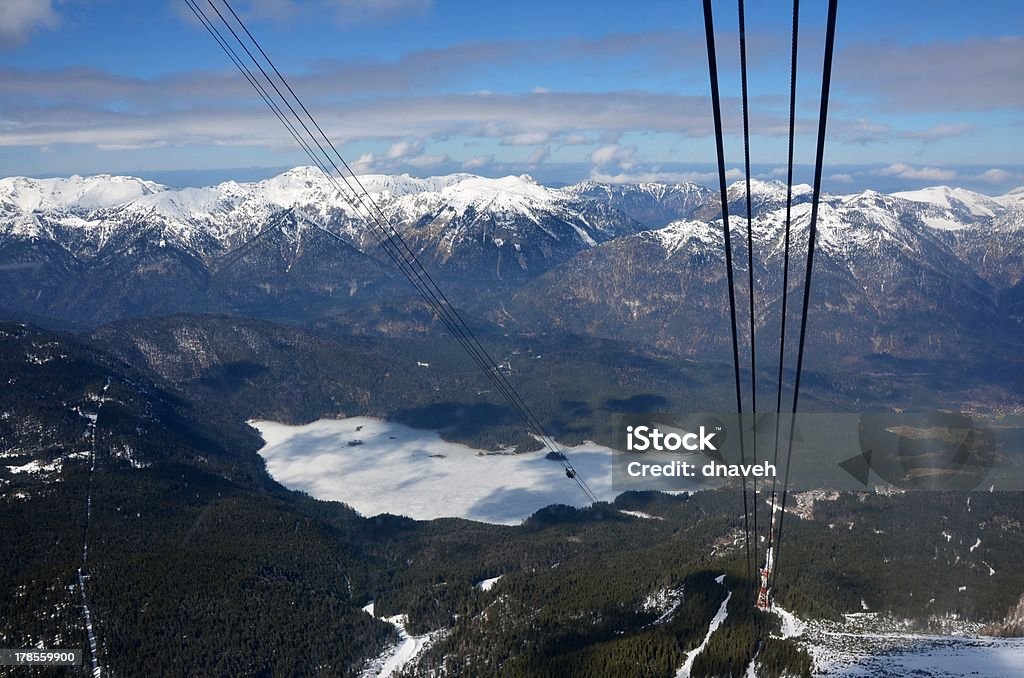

504,183,1024,368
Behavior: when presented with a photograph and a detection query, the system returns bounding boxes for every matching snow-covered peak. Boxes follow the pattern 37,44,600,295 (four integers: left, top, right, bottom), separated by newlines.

122,168,354,230
251,170,341,209
652,219,720,256
0,174,166,212
130,186,226,221
729,177,783,194
2,168,1016,267
564,179,706,196
997,186,1024,207
449,174,547,197
840,189,885,202
357,173,474,197
433,174,558,213
248,168,502,203
747,196,910,258
893,186,1000,218
727,178,812,202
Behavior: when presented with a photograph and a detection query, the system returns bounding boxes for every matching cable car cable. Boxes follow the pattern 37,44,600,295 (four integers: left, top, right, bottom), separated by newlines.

702,0,753,587
771,0,839,593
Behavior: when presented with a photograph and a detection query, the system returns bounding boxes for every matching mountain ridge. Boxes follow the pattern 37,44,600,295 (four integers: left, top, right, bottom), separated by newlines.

2,169,1023,371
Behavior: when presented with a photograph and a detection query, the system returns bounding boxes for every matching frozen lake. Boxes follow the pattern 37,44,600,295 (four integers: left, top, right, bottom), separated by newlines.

802,612,1024,677
814,634,1024,677
252,417,622,524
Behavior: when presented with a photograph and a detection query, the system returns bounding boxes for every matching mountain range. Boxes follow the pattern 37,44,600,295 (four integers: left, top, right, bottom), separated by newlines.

2,169,1023,371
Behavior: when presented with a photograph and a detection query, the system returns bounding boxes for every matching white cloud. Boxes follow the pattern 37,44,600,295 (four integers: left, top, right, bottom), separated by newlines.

590,144,637,169
461,154,493,170
878,163,957,182
330,0,432,25
345,146,448,172
828,173,854,183
384,139,424,159
831,119,975,146
834,118,891,145
95,141,170,152
351,152,376,172
232,0,431,25
590,167,742,185
501,132,551,146
405,153,449,168
0,89,725,154
899,123,973,142
973,168,1022,185
838,36,1024,111
0,0,58,47
526,147,549,166
561,133,593,146
237,0,302,21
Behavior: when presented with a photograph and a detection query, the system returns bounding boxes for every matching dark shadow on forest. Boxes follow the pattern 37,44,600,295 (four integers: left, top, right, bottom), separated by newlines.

603,394,672,413
393,401,518,440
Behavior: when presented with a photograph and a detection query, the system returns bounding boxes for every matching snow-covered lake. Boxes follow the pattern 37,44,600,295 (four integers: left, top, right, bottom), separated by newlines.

252,417,622,524
800,612,1024,677
811,634,1024,677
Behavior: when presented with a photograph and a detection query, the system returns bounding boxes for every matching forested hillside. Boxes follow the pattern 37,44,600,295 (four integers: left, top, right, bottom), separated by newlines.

3,322,1022,676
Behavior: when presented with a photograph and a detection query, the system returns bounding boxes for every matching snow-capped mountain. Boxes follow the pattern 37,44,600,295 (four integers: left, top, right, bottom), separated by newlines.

375,173,645,282
893,186,1004,221
0,169,648,322
505,180,1024,365
0,174,165,213
1,168,1022,366
725,177,814,219
563,180,715,228
1,168,642,276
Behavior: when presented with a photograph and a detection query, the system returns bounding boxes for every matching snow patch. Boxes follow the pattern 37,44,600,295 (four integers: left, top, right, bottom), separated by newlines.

620,509,663,520
652,219,719,256
921,214,968,231
476,576,503,592
643,586,685,625
7,459,61,475
359,602,440,678
773,605,806,639
0,174,165,212
676,575,730,678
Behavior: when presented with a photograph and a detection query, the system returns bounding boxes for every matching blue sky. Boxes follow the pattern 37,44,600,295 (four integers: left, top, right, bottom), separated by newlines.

1,0,1022,192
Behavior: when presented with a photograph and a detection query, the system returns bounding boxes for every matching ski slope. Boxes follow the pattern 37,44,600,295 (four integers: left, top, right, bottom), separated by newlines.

676,575,730,678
